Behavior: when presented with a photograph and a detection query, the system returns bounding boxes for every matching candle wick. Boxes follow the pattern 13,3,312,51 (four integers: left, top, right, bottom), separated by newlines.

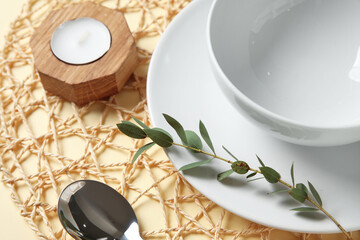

77,30,90,45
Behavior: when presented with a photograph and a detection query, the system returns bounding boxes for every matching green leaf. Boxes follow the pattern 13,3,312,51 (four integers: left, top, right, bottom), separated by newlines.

179,158,214,171
296,183,309,195
132,142,156,163
199,120,215,154
131,116,150,129
185,130,203,152
247,177,264,182
117,121,147,139
217,169,234,181
152,127,173,139
143,128,173,147
231,161,249,174
256,155,265,167
163,114,187,145
260,166,281,183
291,163,295,187
291,207,319,212
222,146,239,161
246,172,257,178
289,188,307,203
308,181,323,207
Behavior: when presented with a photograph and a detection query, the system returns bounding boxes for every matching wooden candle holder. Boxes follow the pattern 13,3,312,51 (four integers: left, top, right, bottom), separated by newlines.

30,2,138,106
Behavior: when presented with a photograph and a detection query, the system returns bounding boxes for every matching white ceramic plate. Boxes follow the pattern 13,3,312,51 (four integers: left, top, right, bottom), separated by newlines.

147,0,360,233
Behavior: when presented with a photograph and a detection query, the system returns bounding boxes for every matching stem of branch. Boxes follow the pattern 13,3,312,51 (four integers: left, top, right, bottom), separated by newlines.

171,141,352,239
172,142,233,164
307,198,352,240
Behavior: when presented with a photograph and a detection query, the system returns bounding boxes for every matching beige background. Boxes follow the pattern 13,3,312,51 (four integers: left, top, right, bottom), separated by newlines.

0,1,38,239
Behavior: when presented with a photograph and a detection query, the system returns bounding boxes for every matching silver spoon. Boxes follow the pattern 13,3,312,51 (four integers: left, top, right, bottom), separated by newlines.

57,180,142,240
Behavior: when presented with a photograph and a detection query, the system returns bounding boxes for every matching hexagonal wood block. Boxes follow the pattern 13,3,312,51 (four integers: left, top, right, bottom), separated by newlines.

30,2,138,106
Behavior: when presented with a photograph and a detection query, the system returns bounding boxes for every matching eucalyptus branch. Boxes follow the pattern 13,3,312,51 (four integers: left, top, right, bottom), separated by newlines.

116,114,352,240
172,141,351,239
172,142,233,164
306,197,351,239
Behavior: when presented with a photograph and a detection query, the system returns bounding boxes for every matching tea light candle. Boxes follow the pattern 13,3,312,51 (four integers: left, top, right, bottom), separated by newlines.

31,2,138,105
51,17,111,65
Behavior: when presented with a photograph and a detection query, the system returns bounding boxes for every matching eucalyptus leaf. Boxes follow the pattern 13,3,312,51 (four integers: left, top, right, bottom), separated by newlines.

247,177,264,182
217,169,234,181
296,183,309,195
246,172,257,178
291,207,319,212
143,128,173,147
231,161,249,174
260,166,281,183
289,188,307,203
132,142,156,163
222,146,239,161
185,130,203,152
131,116,150,129
179,158,214,171
163,114,187,145
199,120,215,154
291,163,295,187
152,127,173,139
256,155,265,167
308,181,323,207
117,121,147,139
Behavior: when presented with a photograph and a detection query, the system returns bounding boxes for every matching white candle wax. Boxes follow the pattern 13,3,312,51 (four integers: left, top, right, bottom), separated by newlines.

51,17,111,65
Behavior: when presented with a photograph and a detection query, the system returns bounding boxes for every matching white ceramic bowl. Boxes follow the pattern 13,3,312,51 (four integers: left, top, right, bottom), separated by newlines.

207,0,360,146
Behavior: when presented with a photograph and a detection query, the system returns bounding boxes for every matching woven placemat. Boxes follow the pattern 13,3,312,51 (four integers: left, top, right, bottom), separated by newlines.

0,0,358,239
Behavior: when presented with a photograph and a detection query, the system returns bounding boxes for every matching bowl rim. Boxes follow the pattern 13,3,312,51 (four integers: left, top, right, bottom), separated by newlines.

206,0,360,131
